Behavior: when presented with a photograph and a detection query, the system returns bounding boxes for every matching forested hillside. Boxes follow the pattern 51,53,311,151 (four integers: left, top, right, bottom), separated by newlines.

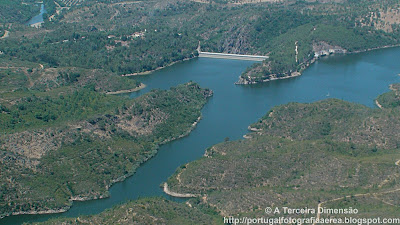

2,0,400,80
0,82,212,217
2,0,400,222
0,0,39,24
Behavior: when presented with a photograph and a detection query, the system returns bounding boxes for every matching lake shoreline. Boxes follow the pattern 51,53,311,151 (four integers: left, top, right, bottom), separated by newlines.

26,3,46,27
0,112,207,220
123,44,400,83
375,99,383,109
237,44,400,85
121,57,194,77
235,71,303,85
163,183,198,198
105,83,146,95
4,44,400,224
1,193,110,219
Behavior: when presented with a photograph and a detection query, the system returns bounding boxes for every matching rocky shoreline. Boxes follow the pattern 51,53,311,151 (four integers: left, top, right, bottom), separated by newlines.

163,183,198,198
159,115,204,145
9,207,69,218
0,192,111,219
236,56,316,85
236,44,400,85
106,83,146,95
1,92,211,219
235,71,302,85
375,99,383,109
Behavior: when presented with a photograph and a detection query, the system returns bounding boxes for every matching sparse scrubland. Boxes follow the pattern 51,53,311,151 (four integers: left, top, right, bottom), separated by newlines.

0,82,212,217
165,84,400,219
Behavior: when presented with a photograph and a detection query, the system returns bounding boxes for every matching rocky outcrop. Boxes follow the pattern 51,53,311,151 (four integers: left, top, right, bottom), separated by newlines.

236,71,302,84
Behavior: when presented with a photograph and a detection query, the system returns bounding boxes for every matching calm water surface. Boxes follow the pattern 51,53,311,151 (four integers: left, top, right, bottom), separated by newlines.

3,47,400,224
26,4,46,26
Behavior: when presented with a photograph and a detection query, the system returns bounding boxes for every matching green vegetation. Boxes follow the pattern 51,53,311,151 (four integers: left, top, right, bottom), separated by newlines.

240,5,400,83
376,83,400,108
42,87,400,223
0,82,212,217
3,0,400,81
0,57,140,94
35,197,222,225
0,0,39,23
0,86,122,132
250,96,400,149
0,26,198,74
166,88,400,218
2,0,400,222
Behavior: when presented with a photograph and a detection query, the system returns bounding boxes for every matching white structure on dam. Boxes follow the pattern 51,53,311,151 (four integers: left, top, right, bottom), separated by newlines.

197,43,268,61
198,52,269,61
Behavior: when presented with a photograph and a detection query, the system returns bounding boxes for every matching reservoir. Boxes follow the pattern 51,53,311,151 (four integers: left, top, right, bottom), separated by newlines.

3,47,400,224
26,4,47,27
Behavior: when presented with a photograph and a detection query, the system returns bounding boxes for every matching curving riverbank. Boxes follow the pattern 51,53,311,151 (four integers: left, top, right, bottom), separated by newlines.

163,183,198,198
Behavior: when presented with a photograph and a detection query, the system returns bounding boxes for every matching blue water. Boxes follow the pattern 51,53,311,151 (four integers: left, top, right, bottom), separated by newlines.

3,47,400,224
26,4,47,26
